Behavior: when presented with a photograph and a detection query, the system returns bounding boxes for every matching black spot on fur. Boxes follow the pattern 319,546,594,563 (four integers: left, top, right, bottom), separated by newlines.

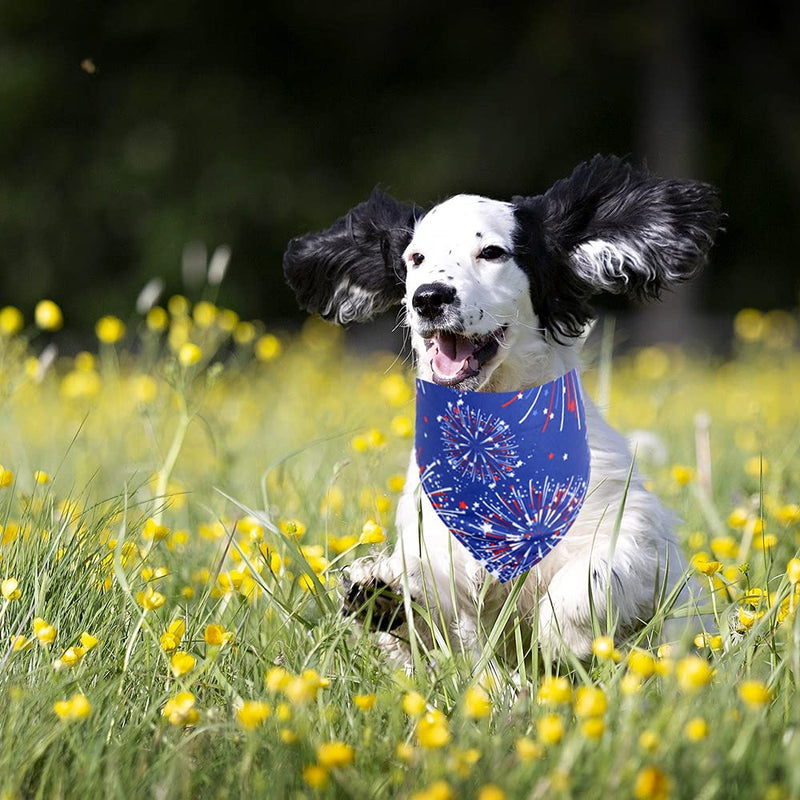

512,155,722,341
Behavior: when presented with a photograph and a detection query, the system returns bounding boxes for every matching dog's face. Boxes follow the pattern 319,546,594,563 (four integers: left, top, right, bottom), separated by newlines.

284,156,721,390
403,195,532,390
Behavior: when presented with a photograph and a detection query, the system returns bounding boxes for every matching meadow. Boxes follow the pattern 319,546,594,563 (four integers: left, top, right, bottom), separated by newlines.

0,296,799,800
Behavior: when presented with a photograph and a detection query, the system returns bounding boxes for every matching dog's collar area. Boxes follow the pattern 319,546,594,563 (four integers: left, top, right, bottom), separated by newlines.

415,368,591,583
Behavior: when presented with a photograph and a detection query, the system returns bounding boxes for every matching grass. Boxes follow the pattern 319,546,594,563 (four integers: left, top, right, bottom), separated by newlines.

0,300,799,799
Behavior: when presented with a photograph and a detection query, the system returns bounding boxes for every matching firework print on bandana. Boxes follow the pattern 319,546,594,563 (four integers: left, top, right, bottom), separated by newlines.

415,369,591,583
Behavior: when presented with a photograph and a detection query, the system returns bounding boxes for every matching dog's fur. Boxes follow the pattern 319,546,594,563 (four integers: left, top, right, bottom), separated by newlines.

284,155,720,663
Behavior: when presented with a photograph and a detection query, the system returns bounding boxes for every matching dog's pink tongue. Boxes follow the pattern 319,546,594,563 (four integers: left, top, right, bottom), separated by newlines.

431,333,476,379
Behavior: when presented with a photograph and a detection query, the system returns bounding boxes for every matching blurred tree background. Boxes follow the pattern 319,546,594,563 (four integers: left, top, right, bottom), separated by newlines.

1,0,798,341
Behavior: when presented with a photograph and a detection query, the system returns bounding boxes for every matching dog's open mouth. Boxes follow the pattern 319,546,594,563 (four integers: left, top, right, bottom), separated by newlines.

425,327,506,386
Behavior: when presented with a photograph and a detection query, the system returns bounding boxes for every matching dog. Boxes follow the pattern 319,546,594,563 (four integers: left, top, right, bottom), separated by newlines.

283,155,721,664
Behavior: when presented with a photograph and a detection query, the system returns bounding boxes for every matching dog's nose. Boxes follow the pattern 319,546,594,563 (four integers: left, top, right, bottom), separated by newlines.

412,283,457,319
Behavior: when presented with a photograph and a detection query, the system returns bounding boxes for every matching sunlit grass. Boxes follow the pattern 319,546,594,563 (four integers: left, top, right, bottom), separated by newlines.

0,298,799,799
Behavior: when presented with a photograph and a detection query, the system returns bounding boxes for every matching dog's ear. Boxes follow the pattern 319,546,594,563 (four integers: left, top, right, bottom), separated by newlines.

512,155,722,340
283,189,420,324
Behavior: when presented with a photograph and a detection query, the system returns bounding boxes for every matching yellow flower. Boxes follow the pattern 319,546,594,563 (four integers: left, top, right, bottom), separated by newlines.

477,786,507,800
146,306,169,332
390,415,413,438
536,714,564,745
33,470,51,485
350,434,368,452
35,300,63,331
233,321,256,345
302,764,329,790
265,666,291,693
676,656,713,691
744,456,768,478
634,766,672,800
733,308,765,342
402,691,427,716
0,305,24,336
380,374,412,406
204,624,232,647
739,680,772,709
160,619,186,651
710,536,738,559
354,694,376,711
787,559,800,585
464,685,492,719
777,504,800,526
57,645,86,668
695,558,722,576
1,577,21,601
192,301,217,328
10,634,31,652
255,334,282,362
627,649,658,678
0,467,14,488
684,717,708,741
515,736,543,761
639,730,660,752
178,343,202,367
416,709,451,748
95,315,126,344
670,465,694,486
163,691,199,726
284,669,328,705
387,473,406,493
366,428,385,448
573,687,607,718
279,518,306,538
591,635,621,661
728,508,750,529
53,693,91,721
411,780,453,800
279,728,298,744
693,633,723,651
236,700,271,730
136,586,166,611
170,651,196,677
620,674,642,696
328,534,359,554
33,617,57,646
396,742,415,763
359,519,385,544
537,676,572,706
580,717,606,740
317,741,355,769
80,632,99,650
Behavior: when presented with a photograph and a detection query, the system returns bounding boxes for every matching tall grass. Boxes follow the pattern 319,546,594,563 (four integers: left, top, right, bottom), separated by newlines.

0,302,799,799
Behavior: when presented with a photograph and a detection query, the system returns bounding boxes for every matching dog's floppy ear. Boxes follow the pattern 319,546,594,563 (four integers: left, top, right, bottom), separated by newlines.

512,155,722,339
283,189,420,324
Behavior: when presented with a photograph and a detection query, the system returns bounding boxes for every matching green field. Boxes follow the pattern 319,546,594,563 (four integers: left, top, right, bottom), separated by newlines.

0,300,798,800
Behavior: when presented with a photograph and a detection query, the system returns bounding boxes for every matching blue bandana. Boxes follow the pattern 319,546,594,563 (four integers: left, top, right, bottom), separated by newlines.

415,369,591,583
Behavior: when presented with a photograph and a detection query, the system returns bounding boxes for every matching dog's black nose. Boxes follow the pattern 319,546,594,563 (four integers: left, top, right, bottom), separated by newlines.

412,282,457,319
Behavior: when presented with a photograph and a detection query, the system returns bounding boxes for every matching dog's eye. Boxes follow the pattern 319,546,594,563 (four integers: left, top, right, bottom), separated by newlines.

478,245,507,261
410,253,425,266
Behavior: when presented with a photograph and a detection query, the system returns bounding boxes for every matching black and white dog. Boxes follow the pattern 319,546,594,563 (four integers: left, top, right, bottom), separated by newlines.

284,155,720,663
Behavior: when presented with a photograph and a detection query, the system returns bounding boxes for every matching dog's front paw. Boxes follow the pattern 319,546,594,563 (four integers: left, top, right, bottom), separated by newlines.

341,571,406,633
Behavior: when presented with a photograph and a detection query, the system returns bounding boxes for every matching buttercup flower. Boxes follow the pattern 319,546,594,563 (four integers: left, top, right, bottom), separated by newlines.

317,741,354,769
236,701,271,730
53,693,91,721
416,709,451,748
170,651,196,677
1,577,21,601
463,685,492,719
163,692,199,726
35,300,63,331
739,680,772,709
536,714,564,745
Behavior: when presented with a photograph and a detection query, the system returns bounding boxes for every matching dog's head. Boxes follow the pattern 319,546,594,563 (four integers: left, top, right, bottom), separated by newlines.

284,156,721,390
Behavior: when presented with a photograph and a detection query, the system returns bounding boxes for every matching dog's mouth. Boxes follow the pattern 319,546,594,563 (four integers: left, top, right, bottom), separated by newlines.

425,327,506,386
